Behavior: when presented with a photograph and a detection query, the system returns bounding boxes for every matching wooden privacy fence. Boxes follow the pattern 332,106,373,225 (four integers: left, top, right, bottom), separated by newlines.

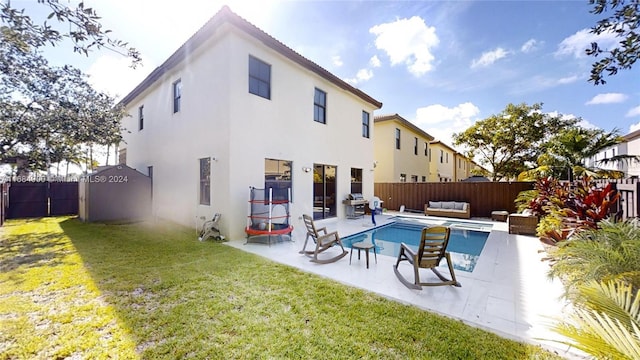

5,181,78,220
374,182,535,218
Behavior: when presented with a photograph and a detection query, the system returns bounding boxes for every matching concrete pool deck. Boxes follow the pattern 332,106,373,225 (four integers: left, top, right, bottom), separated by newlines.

226,213,584,359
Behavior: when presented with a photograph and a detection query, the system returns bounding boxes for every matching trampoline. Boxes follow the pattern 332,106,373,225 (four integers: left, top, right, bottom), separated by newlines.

245,186,293,245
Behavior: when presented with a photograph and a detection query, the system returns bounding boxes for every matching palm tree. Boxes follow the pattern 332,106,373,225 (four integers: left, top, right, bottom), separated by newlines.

545,127,627,180
521,127,637,181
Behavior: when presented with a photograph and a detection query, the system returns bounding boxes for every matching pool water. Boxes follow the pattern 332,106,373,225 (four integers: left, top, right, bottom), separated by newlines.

341,220,489,272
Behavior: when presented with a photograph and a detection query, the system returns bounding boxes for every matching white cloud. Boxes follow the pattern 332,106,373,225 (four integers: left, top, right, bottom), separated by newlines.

344,68,374,85
547,111,597,129
555,28,618,58
369,55,381,68
413,102,480,147
521,39,542,53
369,16,439,77
626,105,640,117
630,122,640,132
332,55,343,67
556,75,580,85
86,55,155,100
585,93,628,105
470,47,509,69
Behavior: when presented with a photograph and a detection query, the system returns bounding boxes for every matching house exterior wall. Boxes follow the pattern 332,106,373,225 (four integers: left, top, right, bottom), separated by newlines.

429,142,455,182
627,137,640,177
373,116,431,183
585,130,640,178
120,23,378,240
454,153,472,181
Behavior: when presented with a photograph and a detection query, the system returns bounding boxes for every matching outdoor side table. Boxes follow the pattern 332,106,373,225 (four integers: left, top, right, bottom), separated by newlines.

349,241,377,269
491,211,509,222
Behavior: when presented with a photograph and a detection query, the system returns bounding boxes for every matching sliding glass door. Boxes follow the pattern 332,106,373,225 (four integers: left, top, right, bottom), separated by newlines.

313,164,336,220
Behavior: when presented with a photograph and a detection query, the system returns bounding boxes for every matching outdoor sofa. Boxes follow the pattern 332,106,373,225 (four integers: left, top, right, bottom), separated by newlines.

424,201,471,219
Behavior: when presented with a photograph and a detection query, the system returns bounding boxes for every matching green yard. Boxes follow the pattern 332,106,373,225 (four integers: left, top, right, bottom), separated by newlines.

0,217,564,359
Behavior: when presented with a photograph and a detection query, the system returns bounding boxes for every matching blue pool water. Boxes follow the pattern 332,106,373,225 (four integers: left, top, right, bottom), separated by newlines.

342,220,489,272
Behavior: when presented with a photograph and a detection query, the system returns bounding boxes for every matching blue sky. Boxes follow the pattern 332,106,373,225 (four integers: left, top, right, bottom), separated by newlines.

27,0,640,149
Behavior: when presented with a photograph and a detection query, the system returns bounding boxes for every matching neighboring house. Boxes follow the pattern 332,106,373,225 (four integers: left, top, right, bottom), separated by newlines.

584,129,640,177
118,6,382,240
428,141,456,182
373,114,434,183
626,130,640,177
454,152,473,181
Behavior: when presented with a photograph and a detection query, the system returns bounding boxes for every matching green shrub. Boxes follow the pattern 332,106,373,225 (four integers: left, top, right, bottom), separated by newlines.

547,219,640,293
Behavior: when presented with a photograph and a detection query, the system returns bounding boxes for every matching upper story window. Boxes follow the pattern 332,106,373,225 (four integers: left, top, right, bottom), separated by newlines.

446,153,449,163
424,142,428,156
362,111,370,138
395,128,401,150
173,79,182,113
414,137,418,155
138,105,144,131
440,150,444,163
314,88,327,124
249,55,271,99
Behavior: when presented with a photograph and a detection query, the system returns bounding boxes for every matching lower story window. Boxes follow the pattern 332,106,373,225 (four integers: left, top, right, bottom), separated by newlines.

265,158,292,200
199,157,211,205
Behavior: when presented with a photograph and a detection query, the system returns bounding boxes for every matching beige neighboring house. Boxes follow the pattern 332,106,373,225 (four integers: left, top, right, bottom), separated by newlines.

118,6,382,240
373,114,434,183
453,152,472,181
428,141,457,182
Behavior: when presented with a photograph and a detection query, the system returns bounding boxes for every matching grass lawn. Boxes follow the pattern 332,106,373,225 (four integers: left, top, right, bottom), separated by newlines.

0,217,565,359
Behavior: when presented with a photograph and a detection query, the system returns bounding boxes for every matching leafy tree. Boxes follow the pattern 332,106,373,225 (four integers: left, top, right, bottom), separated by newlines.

586,0,640,85
0,1,134,173
0,1,140,67
452,103,578,181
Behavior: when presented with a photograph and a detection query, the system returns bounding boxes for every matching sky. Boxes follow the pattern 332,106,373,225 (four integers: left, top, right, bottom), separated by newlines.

16,0,640,150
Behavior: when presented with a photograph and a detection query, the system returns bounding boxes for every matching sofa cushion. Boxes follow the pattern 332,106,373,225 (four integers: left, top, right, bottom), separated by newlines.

453,202,465,210
429,201,442,208
441,201,455,209
462,203,469,211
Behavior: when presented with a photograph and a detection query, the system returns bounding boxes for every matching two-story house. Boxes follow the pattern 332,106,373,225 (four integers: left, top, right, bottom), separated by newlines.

585,128,640,178
454,152,473,181
373,114,434,183
118,6,382,239
428,141,457,182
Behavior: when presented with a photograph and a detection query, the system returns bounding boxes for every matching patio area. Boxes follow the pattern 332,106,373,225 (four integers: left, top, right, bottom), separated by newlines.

228,213,586,359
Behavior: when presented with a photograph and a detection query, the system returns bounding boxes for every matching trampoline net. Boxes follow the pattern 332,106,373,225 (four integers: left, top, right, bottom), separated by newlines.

248,187,291,230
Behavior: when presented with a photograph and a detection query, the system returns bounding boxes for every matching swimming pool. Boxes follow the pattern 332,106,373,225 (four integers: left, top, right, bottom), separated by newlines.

341,220,490,272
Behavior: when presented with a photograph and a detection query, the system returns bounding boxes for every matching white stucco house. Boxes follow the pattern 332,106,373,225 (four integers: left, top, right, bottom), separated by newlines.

584,129,640,177
118,6,382,240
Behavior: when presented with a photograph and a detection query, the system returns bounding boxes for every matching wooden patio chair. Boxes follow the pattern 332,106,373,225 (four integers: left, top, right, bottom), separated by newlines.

299,214,348,264
393,226,461,289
